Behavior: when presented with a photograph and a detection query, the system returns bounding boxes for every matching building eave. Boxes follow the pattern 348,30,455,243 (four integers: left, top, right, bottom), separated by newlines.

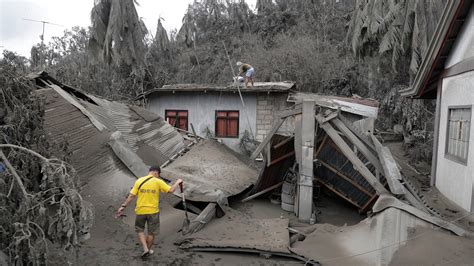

401,0,468,99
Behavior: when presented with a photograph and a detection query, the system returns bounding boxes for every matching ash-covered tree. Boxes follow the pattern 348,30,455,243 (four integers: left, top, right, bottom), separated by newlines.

347,0,446,75
89,0,147,66
88,0,151,97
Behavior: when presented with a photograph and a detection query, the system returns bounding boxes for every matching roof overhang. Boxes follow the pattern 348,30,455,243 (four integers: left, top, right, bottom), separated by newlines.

140,81,295,99
401,0,472,99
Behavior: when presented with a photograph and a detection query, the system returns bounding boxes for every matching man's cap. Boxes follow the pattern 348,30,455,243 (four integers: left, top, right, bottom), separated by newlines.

149,166,161,172
236,61,243,66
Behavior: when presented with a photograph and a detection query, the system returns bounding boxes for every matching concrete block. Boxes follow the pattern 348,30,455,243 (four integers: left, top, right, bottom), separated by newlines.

258,100,267,105
259,110,271,115
257,129,267,135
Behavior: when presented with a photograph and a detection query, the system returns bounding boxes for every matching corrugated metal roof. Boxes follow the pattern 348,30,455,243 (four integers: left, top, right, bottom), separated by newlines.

35,88,124,178
316,137,377,213
33,72,186,171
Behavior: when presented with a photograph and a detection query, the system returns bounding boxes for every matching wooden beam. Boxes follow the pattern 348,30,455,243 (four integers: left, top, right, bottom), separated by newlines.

370,135,406,195
316,177,362,208
331,118,384,174
360,193,378,213
273,136,294,149
316,114,389,195
318,111,338,124
251,118,285,160
319,161,374,197
185,203,217,234
338,113,376,151
278,106,302,118
269,151,295,166
314,135,328,157
241,181,284,202
266,141,271,167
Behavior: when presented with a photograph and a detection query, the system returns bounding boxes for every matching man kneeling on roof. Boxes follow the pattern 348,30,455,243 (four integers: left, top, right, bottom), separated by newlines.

116,166,183,258
237,61,255,87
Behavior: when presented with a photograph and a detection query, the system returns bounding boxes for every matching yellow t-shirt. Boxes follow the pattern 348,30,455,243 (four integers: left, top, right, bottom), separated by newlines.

130,175,171,215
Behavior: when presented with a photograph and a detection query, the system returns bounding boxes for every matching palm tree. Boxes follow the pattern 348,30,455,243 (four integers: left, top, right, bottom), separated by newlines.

347,0,446,74
89,0,147,66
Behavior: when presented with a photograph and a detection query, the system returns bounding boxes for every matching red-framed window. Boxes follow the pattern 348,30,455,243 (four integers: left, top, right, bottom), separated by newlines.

165,110,188,131
215,110,239,138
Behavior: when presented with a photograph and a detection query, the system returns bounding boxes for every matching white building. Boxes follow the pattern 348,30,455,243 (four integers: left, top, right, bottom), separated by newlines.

401,0,474,212
144,82,294,152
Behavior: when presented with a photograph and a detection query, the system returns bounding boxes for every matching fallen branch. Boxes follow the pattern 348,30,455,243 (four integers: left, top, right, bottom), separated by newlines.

0,150,29,198
0,144,49,161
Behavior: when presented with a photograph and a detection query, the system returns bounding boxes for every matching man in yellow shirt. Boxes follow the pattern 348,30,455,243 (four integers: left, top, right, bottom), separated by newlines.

116,166,183,257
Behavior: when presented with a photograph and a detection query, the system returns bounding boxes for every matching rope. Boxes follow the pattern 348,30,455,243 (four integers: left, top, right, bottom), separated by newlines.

221,40,255,139
305,212,474,264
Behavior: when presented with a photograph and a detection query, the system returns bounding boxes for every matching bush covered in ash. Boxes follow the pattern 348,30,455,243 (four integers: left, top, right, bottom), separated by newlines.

0,51,93,265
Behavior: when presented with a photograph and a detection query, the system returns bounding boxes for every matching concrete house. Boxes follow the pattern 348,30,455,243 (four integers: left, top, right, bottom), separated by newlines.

401,0,474,212
144,82,295,151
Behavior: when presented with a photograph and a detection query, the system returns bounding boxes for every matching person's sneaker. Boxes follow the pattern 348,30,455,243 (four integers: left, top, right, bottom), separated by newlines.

149,250,154,255
141,250,150,258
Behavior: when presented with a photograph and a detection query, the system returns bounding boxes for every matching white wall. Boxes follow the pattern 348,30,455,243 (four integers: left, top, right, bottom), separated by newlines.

437,71,474,212
445,5,474,68
148,91,257,152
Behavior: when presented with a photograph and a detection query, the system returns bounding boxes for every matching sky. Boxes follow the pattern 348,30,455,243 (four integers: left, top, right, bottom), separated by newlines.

0,0,257,57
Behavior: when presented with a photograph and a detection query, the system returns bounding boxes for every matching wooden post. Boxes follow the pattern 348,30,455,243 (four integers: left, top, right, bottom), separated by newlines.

297,100,315,222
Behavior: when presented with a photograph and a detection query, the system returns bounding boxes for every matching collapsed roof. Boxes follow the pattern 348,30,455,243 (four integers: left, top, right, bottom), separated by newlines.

32,72,258,203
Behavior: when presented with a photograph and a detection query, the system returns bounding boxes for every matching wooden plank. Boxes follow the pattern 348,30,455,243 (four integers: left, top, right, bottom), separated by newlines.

241,181,284,203
269,151,295,166
360,193,378,213
338,113,376,151
331,118,384,174
316,114,389,195
266,141,271,167
288,92,379,118
370,135,406,195
316,177,362,208
251,118,285,160
318,111,338,124
278,105,302,118
319,161,374,197
273,136,294,149
185,203,217,234
314,135,328,157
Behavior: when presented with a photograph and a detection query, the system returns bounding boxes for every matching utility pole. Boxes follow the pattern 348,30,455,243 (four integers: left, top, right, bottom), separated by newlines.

22,18,63,67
